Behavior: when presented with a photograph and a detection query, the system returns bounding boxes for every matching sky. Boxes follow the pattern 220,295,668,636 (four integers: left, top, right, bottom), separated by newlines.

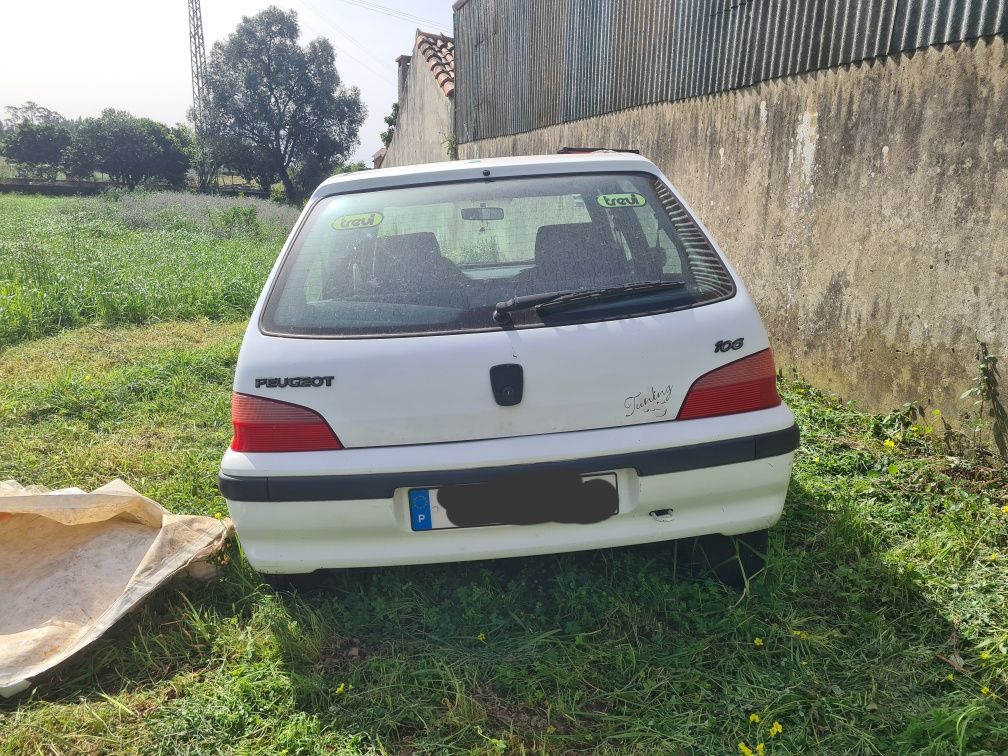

0,0,454,163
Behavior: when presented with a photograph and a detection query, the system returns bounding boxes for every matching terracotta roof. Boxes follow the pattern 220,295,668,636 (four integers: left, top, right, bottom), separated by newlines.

415,30,455,97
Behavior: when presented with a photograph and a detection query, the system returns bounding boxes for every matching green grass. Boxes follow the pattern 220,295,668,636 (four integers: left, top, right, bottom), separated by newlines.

0,191,297,346
0,194,1006,754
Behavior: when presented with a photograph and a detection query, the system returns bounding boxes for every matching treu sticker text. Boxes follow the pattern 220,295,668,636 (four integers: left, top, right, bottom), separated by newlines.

332,211,383,230
597,193,647,209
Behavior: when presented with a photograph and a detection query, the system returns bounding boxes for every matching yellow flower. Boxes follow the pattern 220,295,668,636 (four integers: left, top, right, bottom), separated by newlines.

989,552,1000,561
981,686,990,696
738,743,754,756
335,682,346,694
883,439,896,449
980,652,991,661
769,721,783,738
792,629,808,640
749,713,761,724
756,745,765,756
753,637,764,647
477,632,487,642
214,512,222,519
812,456,821,463
1001,505,1008,515
945,673,955,682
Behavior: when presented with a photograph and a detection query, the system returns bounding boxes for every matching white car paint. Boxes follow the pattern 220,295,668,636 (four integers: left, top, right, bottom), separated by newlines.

219,151,797,573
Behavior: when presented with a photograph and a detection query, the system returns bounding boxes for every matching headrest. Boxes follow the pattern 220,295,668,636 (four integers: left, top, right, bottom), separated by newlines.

534,223,627,280
374,232,442,262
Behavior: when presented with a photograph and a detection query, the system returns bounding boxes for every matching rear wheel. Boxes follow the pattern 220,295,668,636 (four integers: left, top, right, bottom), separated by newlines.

681,529,769,588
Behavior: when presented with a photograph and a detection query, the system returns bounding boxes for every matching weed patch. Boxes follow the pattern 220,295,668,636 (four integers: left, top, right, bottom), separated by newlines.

0,193,293,346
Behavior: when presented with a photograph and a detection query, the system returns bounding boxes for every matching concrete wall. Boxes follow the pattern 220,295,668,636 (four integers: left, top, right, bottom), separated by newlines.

383,41,454,168
458,37,1008,415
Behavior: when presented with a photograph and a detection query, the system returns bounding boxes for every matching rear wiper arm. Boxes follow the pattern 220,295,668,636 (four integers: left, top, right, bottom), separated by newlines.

492,290,571,324
536,279,686,315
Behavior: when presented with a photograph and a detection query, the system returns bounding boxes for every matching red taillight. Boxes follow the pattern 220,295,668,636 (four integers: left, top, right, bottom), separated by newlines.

230,393,343,452
677,349,781,420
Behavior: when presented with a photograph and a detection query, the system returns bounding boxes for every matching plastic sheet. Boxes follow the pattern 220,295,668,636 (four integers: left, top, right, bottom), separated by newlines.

0,479,230,697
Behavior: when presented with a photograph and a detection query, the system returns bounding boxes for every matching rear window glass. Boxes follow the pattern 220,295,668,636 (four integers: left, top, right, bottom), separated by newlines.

261,172,735,337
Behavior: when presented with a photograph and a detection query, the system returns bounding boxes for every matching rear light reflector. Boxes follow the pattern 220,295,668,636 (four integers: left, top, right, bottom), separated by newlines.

677,349,781,420
230,393,343,452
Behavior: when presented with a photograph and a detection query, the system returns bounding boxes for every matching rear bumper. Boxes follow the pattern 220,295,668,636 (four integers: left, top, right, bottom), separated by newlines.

220,417,798,573
228,452,795,572
219,424,798,502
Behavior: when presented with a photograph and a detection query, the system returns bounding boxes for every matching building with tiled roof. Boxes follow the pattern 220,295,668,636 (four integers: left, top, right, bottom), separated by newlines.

417,32,455,97
381,30,455,168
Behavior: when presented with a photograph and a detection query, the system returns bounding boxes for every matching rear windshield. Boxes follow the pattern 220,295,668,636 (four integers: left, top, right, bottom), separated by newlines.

261,172,735,337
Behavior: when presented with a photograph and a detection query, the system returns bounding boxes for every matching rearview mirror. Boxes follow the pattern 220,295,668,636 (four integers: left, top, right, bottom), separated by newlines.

461,206,504,221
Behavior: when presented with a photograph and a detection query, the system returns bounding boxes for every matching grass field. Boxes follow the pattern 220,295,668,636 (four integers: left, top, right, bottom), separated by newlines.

0,192,298,347
0,194,1006,754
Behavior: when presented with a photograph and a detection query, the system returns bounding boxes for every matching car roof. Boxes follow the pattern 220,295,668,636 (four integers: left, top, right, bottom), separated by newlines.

312,152,661,201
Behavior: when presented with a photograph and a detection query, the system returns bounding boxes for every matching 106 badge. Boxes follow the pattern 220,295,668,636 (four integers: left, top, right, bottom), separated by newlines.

714,338,744,353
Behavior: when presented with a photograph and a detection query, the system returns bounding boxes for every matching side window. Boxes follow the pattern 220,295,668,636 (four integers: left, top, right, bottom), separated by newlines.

286,226,338,306
302,253,328,302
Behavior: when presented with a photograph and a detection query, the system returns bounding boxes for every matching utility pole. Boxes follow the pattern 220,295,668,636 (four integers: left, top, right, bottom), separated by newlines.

188,0,208,133
188,0,217,191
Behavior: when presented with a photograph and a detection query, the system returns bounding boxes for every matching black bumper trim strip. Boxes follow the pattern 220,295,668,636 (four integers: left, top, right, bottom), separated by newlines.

218,423,799,503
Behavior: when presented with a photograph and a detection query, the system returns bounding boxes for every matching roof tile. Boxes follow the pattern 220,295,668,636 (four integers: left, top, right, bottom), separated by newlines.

415,30,455,97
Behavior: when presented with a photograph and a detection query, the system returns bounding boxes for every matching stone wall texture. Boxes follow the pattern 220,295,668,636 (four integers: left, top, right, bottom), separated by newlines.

457,37,1008,415
383,41,454,168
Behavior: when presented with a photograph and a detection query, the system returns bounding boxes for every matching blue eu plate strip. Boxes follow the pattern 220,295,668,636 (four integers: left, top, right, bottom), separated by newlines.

409,489,432,531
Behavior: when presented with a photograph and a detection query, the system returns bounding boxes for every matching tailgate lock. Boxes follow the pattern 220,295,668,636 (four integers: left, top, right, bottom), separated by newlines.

489,364,523,406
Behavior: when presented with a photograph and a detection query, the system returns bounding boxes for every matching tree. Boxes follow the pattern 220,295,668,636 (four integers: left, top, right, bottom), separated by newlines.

1,120,71,180
64,110,191,189
214,137,277,193
61,118,100,180
205,6,365,204
380,102,398,147
337,161,368,173
3,101,65,129
90,109,158,189
186,103,226,192
1,102,70,179
148,123,193,189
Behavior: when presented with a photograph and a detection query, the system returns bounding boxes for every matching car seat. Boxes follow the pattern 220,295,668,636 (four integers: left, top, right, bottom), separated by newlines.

532,223,630,287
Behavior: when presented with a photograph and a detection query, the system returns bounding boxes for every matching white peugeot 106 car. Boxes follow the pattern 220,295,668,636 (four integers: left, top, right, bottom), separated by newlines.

219,151,798,578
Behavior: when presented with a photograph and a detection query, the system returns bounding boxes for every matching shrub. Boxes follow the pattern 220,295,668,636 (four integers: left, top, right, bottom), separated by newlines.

208,204,261,238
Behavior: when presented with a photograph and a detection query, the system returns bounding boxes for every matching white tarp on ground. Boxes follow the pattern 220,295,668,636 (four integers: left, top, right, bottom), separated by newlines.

0,479,230,697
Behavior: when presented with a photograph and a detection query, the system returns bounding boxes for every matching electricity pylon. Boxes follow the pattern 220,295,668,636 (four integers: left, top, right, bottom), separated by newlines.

188,0,217,191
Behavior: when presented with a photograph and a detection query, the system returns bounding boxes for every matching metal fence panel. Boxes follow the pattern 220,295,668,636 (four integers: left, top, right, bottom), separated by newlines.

454,0,1008,142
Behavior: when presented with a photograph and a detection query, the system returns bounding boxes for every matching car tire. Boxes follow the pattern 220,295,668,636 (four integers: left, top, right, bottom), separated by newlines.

683,529,769,588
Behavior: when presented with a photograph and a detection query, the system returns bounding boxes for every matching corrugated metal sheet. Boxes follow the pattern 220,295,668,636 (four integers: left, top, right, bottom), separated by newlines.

454,0,1007,142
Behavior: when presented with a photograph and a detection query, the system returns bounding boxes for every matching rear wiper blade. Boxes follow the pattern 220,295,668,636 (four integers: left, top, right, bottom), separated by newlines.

535,280,686,315
492,290,572,324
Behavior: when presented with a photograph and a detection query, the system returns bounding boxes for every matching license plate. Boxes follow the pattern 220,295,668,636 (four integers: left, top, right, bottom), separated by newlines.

408,470,618,531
